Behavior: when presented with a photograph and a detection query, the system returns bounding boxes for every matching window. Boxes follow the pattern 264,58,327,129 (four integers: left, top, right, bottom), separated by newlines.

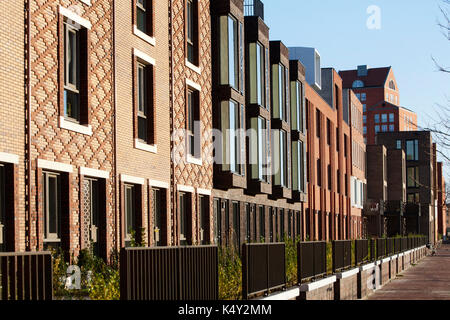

82,178,100,255
63,20,88,123
221,100,244,174
382,125,388,132
363,104,366,112
327,119,331,145
245,203,251,243
250,117,269,182
232,201,240,249
316,109,321,138
352,80,364,88
187,88,200,158
406,140,419,161
396,140,402,149
278,130,288,188
337,170,341,194
279,209,285,239
389,80,396,90
363,126,367,135
152,188,167,246
374,114,380,124
0,165,5,251
44,172,61,245
179,192,192,245
124,184,137,245
186,0,198,65
199,195,209,245
269,207,274,242
407,193,419,203
292,140,305,193
214,198,221,245
291,80,304,132
136,0,153,36
363,115,366,124
356,93,361,100
381,114,387,123
335,84,340,109
272,63,289,122
317,159,321,187
375,125,380,134
361,93,366,101
219,15,239,90
407,167,419,187
136,61,154,144
327,164,332,190
344,134,348,158
259,206,265,241
389,124,395,132
389,113,394,123
336,128,340,151
249,42,266,107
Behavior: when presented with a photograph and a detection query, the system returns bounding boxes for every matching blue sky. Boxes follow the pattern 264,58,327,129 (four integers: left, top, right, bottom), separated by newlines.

263,0,449,177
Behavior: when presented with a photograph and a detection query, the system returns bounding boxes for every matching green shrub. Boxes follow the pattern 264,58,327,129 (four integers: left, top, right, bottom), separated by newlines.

284,235,299,287
326,242,332,274
218,246,242,300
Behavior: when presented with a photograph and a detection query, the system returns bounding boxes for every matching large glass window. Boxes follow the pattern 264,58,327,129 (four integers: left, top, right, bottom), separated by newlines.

374,114,380,124
64,22,80,121
187,88,200,158
152,188,166,246
186,0,199,65
406,140,419,161
219,15,239,90
199,195,209,245
137,62,152,143
272,63,288,122
124,184,136,245
381,114,388,123
407,167,419,187
179,192,191,245
136,0,152,35
292,140,306,193
278,130,288,188
389,113,394,123
249,42,266,106
221,100,243,174
291,80,304,132
250,117,269,182
44,172,61,245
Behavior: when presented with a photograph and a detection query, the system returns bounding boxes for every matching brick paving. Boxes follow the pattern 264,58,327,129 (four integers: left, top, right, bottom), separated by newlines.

368,244,450,300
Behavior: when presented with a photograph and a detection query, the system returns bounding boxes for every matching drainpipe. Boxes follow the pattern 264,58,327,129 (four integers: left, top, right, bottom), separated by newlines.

25,0,32,252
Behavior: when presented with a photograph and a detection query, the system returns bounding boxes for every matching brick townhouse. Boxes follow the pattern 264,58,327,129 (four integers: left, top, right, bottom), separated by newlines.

0,0,368,258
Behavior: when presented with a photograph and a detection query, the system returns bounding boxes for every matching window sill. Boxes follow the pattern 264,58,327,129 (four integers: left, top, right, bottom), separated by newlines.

59,117,93,136
185,59,202,75
186,155,202,166
135,139,157,154
133,25,156,46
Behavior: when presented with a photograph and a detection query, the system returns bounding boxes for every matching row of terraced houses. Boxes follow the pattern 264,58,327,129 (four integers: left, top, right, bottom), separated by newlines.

0,0,447,260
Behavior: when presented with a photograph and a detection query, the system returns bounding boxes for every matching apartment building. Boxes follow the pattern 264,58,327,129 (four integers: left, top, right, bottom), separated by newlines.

295,62,354,241
339,66,418,145
370,131,439,243
343,89,366,239
210,1,307,248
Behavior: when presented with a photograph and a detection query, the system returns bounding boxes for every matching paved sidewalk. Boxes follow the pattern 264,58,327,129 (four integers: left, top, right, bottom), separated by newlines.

368,244,450,300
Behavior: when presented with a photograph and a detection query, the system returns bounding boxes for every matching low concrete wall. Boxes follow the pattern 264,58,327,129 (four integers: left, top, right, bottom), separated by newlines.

299,276,336,300
357,262,379,299
390,256,397,279
397,253,404,273
334,268,359,300
380,258,390,286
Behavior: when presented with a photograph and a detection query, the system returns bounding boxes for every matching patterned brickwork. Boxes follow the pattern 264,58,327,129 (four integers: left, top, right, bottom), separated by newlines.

29,0,115,257
171,0,213,244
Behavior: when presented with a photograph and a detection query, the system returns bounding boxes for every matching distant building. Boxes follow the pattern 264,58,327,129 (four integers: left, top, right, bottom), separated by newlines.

339,66,418,145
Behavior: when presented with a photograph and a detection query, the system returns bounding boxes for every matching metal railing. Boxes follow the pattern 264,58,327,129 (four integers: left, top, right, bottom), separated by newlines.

375,238,386,260
386,238,394,256
332,240,352,273
355,239,370,266
0,252,53,300
120,246,218,300
242,243,285,299
298,241,327,283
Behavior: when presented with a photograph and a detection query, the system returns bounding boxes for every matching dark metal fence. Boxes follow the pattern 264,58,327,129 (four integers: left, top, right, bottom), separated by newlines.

120,246,218,300
332,240,352,272
242,243,285,299
394,238,401,254
355,239,370,265
386,238,394,256
298,241,327,282
375,238,386,260
0,252,53,300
